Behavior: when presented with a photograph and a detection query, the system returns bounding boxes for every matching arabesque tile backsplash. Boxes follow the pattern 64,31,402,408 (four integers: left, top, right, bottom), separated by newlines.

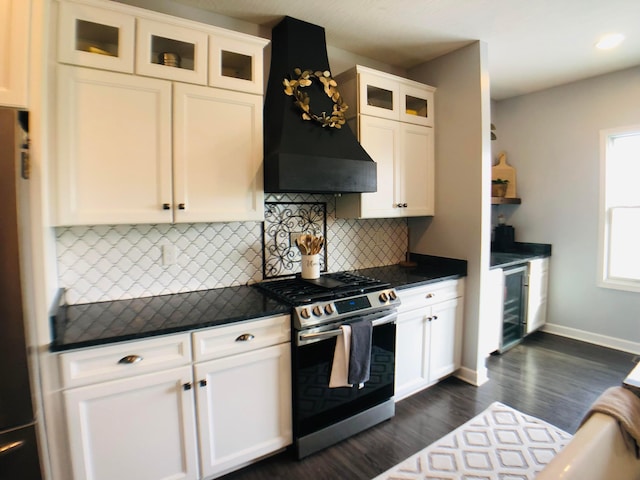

56,194,408,304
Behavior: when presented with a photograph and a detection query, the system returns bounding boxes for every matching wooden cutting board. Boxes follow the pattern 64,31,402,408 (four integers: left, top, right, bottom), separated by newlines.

492,152,517,197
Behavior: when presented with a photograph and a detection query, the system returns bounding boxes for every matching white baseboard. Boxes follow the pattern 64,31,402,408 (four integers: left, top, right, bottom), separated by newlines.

541,323,640,355
455,365,489,387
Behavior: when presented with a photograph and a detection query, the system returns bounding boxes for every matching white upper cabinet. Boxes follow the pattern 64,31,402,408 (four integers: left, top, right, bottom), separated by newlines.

335,65,435,219
357,70,400,121
339,65,435,126
53,0,268,225
0,0,31,107
55,65,173,226
173,83,264,223
400,82,434,127
58,0,135,73
135,17,208,84
209,33,268,94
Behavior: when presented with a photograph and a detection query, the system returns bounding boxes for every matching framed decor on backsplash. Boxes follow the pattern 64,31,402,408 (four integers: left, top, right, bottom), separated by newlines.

262,202,328,278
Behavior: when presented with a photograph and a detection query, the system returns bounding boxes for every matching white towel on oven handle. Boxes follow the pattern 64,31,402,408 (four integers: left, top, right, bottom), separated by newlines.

329,325,352,388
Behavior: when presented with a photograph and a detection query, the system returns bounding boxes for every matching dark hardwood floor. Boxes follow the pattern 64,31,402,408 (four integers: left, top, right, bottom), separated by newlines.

222,332,638,480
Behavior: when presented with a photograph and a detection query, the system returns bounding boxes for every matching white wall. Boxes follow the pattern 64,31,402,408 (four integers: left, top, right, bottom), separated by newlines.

407,41,494,385
494,66,640,352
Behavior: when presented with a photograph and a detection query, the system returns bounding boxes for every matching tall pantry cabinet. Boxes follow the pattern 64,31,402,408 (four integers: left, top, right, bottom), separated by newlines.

53,0,268,226
336,65,435,219
0,0,31,108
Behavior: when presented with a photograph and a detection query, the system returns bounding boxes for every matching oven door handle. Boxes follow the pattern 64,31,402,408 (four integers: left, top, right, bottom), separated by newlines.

298,310,397,343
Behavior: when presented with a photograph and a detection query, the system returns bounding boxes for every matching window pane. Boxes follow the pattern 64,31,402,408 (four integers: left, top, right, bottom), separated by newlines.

608,207,640,281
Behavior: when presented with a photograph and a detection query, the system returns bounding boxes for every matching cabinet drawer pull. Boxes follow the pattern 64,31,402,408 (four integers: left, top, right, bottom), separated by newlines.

0,440,24,455
183,383,192,391
162,203,171,210
118,355,143,365
199,379,207,387
178,203,185,210
235,333,255,342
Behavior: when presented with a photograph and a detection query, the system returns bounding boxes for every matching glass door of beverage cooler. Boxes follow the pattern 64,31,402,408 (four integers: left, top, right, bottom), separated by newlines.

500,264,528,352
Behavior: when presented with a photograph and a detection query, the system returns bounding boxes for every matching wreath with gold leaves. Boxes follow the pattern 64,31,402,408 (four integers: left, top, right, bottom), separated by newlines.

283,68,348,129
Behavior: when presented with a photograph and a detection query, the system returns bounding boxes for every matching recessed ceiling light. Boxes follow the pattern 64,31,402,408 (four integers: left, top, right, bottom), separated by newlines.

596,33,625,50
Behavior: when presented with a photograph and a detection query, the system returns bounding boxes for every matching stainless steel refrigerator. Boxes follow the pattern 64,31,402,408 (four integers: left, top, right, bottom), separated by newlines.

0,107,42,480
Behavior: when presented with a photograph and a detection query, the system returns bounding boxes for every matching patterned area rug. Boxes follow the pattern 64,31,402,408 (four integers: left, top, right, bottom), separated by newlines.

373,402,572,480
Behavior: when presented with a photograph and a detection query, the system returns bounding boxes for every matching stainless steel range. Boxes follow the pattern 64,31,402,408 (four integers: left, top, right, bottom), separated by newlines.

255,272,400,458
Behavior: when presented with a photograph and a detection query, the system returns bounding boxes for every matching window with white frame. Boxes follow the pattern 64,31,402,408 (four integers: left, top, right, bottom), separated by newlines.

599,125,640,291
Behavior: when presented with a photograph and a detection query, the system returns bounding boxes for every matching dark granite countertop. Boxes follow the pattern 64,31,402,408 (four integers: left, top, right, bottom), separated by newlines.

50,285,290,352
50,254,468,352
352,254,467,290
490,242,552,269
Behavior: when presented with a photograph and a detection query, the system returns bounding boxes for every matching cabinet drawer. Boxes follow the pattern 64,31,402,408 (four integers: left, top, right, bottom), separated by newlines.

193,315,290,362
398,278,465,312
59,333,191,388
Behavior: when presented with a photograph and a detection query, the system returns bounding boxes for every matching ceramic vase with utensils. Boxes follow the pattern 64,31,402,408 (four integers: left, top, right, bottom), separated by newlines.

296,234,323,279
301,254,320,279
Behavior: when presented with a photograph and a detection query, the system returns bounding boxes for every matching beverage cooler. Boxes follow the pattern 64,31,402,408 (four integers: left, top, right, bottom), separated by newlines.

499,264,528,353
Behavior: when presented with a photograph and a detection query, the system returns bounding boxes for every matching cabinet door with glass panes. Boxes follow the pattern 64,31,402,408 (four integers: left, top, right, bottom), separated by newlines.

58,1,135,73
209,33,268,95
136,18,208,85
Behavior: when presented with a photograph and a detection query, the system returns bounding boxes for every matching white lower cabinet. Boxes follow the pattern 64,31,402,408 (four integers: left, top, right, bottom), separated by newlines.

59,316,292,480
64,365,199,480
194,343,292,478
394,279,464,401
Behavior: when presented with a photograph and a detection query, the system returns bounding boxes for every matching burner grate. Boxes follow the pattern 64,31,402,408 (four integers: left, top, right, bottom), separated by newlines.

255,272,387,305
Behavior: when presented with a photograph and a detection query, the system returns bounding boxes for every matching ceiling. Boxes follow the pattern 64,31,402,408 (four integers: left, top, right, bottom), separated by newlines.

168,0,640,100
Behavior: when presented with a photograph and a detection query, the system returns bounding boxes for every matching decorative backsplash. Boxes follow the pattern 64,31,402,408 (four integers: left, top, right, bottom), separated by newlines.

56,193,408,304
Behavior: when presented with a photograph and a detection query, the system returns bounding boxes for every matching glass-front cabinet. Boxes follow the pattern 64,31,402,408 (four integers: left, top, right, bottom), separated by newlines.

209,34,267,94
136,18,208,84
400,83,434,127
357,71,399,120
351,67,434,127
58,1,135,72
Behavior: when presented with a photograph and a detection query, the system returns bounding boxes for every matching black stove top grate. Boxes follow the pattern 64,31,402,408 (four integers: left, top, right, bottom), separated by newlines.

254,272,389,306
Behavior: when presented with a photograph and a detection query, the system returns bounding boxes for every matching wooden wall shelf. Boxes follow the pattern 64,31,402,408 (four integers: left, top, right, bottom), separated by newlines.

492,197,521,205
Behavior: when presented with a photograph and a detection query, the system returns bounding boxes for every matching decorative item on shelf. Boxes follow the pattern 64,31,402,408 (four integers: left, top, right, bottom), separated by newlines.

491,123,497,140
158,52,181,68
283,68,348,128
491,178,509,197
491,151,517,197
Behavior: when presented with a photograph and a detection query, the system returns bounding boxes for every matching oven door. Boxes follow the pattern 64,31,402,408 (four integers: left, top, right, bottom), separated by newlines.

292,309,396,443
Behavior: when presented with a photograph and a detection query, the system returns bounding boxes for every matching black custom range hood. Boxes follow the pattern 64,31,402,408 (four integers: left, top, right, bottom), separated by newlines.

263,17,376,194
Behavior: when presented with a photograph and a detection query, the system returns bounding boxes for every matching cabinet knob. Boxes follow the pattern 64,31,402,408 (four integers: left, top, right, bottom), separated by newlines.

199,379,207,388
235,333,255,342
432,315,438,320
403,203,408,208
183,383,192,391
163,203,171,210
396,203,403,208
118,355,143,365
426,293,435,299
178,203,185,210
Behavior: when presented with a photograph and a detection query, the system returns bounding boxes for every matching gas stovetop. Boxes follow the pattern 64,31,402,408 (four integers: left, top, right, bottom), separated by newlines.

255,272,387,305
254,272,400,330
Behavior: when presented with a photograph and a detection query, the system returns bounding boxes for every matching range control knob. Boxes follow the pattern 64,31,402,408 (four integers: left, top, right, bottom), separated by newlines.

312,306,323,317
324,304,335,315
389,290,397,301
379,292,389,303
300,308,311,319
